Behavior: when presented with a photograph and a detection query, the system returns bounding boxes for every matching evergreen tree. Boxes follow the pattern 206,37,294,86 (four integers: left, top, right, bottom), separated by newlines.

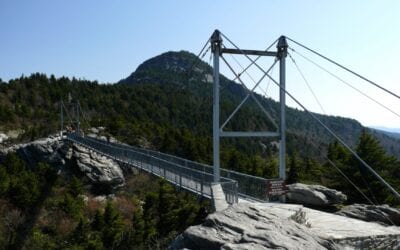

352,131,397,204
142,192,157,240
67,176,84,197
59,193,84,219
8,171,40,208
0,167,9,196
91,209,104,232
102,202,123,248
157,180,178,237
287,154,300,184
326,131,400,205
130,207,145,247
71,218,89,244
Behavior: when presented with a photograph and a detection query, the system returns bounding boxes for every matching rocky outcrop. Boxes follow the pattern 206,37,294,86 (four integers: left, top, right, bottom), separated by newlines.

170,203,335,250
1,132,126,192
170,203,400,250
336,204,400,226
68,144,125,189
1,135,65,166
0,133,8,144
86,132,117,143
286,183,347,206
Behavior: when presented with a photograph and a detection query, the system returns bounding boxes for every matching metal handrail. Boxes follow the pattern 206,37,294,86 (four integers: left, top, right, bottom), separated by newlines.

79,134,280,201
66,133,239,204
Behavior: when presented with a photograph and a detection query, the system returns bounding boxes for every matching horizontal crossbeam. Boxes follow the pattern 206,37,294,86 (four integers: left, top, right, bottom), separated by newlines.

221,48,278,57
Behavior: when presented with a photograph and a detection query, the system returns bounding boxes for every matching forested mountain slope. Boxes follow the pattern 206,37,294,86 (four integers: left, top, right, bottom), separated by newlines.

1,51,400,162
119,50,400,158
1,51,400,205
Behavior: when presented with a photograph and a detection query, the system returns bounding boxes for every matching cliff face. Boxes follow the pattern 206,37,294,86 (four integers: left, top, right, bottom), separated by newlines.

170,203,400,250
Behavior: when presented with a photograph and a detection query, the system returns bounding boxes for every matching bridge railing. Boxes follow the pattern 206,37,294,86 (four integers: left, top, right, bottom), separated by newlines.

66,133,238,204
77,135,276,201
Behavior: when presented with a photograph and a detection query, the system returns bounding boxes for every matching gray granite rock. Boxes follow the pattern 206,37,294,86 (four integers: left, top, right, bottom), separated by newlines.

286,183,347,206
336,203,400,226
170,202,400,250
170,203,336,250
71,144,125,188
1,135,65,165
1,134,126,191
0,133,8,143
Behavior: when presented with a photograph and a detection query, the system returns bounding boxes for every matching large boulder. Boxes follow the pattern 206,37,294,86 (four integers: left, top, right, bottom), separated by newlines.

286,183,347,206
1,135,65,166
170,203,400,250
69,144,125,189
336,204,400,226
170,203,334,250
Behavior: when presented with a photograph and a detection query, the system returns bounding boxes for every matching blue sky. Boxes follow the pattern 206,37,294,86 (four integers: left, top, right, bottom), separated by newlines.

1,1,400,127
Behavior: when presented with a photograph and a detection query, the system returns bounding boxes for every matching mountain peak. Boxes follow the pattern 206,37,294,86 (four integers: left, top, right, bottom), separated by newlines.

119,50,211,85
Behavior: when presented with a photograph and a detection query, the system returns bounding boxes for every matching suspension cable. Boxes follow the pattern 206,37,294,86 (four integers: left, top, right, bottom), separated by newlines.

233,38,279,82
358,164,380,204
219,37,278,95
286,37,400,101
226,48,278,114
323,155,395,225
228,52,259,85
220,54,278,129
264,72,400,201
324,156,375,205
288,51,327,114
290,47,400,120
264,64,275,97
219,32,400,201
78,101,91,131
184,37,212,84
217,31,400,203
61,101,75,129
220,52,278,130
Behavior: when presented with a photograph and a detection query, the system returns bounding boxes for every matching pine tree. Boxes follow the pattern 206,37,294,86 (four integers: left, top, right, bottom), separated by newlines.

71,218,89,244
157,180,178,237
352,131,397,204
142,192,157,241
287,154,299,184
130,207,145,246
326,131,400,205
0,167,9,196
102,202,123,248
91,210,104,231
67,176,83,197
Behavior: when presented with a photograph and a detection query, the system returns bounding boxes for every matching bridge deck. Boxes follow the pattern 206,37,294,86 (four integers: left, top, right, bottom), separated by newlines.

66,134,238,204
66,133,282,204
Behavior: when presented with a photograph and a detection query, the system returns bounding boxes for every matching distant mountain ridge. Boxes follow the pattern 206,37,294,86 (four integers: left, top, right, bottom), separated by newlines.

370,126,400,138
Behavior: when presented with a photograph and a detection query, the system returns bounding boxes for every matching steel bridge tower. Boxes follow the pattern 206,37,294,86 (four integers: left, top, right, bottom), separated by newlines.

210,30,288,191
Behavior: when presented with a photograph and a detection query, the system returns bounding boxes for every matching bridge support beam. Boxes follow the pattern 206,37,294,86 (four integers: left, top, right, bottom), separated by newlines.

278,36,288,182
212,30,222,183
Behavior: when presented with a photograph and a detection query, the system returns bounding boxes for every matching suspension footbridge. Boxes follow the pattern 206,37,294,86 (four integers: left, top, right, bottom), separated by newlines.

61,30,400,209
